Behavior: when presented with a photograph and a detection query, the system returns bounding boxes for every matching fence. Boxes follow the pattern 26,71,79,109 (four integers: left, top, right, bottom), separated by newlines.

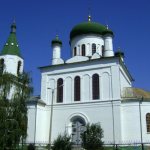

103,143,150,150
1,142,150,150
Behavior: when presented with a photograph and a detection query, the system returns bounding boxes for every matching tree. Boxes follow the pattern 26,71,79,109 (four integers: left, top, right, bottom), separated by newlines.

0,72,33,149
81,123,104,150
52,133,72,150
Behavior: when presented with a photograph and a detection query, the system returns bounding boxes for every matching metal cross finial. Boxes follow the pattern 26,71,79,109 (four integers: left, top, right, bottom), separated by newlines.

88,15,91,22
88,0,92,22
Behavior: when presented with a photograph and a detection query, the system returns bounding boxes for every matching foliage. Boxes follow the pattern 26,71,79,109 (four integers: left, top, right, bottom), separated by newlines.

27,143,35,150
52,133,72,150
81,123,104,150
0,72,33,149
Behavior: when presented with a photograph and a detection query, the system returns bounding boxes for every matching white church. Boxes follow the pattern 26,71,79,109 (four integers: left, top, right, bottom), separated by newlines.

0,16,150,146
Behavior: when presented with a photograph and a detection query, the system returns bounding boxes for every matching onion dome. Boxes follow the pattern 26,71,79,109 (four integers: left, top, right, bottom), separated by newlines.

70,16,113,40
0,22,21,57
115,48,125,58
51,35,62,46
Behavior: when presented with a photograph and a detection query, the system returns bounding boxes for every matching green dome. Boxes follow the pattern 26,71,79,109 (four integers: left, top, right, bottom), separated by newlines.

70,21,113,40
51,35,62,46
0,23,21,57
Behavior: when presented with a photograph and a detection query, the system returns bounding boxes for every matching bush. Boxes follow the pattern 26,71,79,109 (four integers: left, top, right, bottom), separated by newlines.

52,133,72,150
81,123,104,150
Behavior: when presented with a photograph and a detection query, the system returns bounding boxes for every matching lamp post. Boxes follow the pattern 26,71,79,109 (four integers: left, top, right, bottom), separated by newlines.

111,100,115,145
48,88,54,150
139,97,144,150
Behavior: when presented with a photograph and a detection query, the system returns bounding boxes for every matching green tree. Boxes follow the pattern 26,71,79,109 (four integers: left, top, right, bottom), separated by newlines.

81,123,104,150
52,133,72,150
0,72,33,149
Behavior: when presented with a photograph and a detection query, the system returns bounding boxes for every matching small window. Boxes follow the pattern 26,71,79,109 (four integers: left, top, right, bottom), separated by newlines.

146,113,150,133
102,45,104,56
0,59,4,73
92,74,100,100
74,76,80,101
74,47,77,56
57,78,63,103
17,61,21,75
92,43,96,55
82,44,86,56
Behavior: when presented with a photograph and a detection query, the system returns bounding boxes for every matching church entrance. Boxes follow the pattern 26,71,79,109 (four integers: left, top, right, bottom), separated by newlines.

71,116,86,146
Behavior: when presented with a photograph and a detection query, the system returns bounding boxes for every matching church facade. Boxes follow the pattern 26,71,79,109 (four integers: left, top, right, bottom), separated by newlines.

0,17,150,146
26,16,150,145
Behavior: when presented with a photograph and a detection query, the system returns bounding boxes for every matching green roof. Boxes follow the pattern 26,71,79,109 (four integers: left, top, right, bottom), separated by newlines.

0,23,21,57
70,21,113,40
51,35,62,46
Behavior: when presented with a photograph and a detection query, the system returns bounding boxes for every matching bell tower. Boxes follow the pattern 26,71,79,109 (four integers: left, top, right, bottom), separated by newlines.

0,21,24,75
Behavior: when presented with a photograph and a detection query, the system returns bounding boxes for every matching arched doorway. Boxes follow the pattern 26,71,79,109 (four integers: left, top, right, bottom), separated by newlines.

70,116,86,146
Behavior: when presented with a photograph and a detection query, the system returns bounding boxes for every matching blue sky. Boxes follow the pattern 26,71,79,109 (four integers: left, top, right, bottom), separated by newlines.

0,0,150,95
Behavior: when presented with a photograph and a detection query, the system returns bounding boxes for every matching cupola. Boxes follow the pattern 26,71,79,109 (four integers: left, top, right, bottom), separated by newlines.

69,16,114,58
0,21,21,57
0,21,24,75
51,35,64,65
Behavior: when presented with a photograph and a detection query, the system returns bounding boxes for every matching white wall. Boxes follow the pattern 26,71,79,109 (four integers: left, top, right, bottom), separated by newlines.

121,101,150,143
0,55,23,75
70,34,104,57
33,100,122,144
41,58,125,105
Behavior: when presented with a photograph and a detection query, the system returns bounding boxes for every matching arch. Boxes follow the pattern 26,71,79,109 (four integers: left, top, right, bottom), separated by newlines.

74,47,77,56
0,58,4,73
69,114,87,145
81,44,86,56
92,43,96,55
92,74,100,100
102,72,110,100
74,76,80,101
65,76,72,102
146,113,150,132
57,78,63,103
83,74,90,101
17,61,21,75
67,113,89,125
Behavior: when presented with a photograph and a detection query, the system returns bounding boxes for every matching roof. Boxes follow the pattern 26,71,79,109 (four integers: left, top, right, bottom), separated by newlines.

26,95,46,106
39,56,133,82
0,22,21,57
51,35,62,46
70,21,113,40
122,87,150,99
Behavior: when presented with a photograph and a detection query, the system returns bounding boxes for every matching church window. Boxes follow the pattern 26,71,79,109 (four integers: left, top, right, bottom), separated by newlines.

92,43,96,55
57,78,63,103
74,76,80,101
82,44,86,56
146,113,150,133
74,47,77,56
0,59,4,74
102,45,104,56
17,61,21,75
92,74,100,100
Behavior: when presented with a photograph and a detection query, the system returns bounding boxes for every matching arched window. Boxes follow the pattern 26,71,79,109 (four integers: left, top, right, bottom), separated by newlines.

102,45,104,56
92,74,100,100
17,61,21,75
82,44,86,56
92,43,96,55
74,47,77,56
74,76,80,101
146,113,150,132
0,59,4,73
57,78,63,103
